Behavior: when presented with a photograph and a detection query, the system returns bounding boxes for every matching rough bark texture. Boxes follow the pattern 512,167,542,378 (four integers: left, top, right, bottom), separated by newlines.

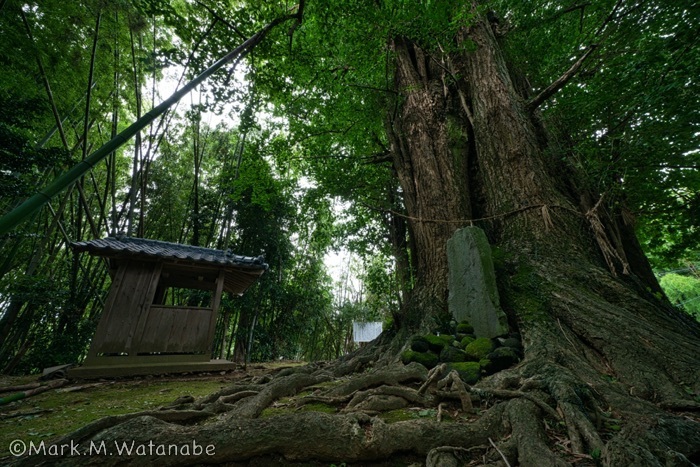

386,36,472,302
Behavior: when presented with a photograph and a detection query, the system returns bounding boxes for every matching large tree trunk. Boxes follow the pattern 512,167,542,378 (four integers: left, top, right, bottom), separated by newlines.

384,10,700,465
385,37,472,306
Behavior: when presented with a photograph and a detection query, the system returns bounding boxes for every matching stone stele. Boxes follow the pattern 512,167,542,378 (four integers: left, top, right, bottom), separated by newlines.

447,226,508,338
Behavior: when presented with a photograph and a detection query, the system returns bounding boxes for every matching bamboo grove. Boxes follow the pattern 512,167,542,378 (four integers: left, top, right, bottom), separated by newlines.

0,0,398,374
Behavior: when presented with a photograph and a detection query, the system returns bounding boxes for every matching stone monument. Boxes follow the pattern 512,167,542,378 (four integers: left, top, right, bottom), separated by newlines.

447,226,508,338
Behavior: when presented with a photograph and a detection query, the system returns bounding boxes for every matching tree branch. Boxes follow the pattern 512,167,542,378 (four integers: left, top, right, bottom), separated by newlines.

195,0,247,41
545,2,592,23
287,0,306,51
526,44,597,112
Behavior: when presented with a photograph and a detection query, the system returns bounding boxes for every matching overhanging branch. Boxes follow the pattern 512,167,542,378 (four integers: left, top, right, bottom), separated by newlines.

195,0,247,41
526,44,597,113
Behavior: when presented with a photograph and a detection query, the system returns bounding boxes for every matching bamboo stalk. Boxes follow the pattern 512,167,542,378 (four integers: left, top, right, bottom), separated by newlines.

0,15,295,236
0,379,68,406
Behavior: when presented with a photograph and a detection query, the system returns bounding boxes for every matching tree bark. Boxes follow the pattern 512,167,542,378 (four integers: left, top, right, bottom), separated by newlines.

383,7,700,464
385,37,472,309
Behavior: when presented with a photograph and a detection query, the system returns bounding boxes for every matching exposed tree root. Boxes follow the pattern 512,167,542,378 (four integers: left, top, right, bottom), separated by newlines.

505,398,568,467
47,410,212,451
471,384,560,422
9,352,699,467
324,361,427,397
15,406,509,466
9,258,700,466
225,371,332,419
426,446,485,467
342,384,428,412
438,370,473,412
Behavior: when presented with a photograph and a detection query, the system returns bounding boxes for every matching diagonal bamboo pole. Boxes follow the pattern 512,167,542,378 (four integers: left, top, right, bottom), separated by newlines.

0,15,294,236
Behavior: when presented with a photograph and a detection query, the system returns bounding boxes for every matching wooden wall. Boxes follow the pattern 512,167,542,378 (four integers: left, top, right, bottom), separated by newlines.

84,260,223,366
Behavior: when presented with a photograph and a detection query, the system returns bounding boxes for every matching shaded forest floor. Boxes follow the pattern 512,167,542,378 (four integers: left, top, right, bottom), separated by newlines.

2,351,697,466
0,361,304,462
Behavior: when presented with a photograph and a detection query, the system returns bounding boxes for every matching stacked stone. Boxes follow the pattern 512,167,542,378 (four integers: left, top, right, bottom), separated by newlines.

401,321,522,384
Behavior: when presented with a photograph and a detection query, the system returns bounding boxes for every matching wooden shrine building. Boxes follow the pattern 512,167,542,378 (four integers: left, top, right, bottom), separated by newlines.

68,235,267,378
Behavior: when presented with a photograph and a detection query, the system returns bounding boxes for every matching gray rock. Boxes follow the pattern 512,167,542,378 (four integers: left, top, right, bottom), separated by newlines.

486,346,520,372
447,226,509,338
410,337,430,353
499,337,523,353
440,346,469,362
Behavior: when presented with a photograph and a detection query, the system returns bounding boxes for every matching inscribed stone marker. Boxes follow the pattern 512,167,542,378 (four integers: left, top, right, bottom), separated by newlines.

447,226,508,338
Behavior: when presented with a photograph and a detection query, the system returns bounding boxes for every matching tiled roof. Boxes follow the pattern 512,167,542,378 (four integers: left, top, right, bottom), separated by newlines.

71,235,268,270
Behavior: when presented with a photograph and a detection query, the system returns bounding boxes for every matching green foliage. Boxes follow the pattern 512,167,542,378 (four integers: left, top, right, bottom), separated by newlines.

491,0,699,267
0,94,70,202
659,272,700,321
358,254,400,321
2,0,698,373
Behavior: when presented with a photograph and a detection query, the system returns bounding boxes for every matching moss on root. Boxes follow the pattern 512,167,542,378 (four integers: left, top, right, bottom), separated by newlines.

260,402,336,418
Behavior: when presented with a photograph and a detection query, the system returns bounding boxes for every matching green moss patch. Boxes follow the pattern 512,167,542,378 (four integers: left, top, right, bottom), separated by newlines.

465,337,494,360
456,322,474,334
379,408,417,423
460,335,475,349
260,402,336,418
0,377,224,450
439,346,468,363
486,347,520,372
401,350,439,369
447,362,481,385
479,358,492,373
437,334,455,346
410,336,430,353
423,334,447,352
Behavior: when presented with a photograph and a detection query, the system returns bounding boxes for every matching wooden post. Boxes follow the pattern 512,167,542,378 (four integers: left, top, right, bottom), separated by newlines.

207,270,226,355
